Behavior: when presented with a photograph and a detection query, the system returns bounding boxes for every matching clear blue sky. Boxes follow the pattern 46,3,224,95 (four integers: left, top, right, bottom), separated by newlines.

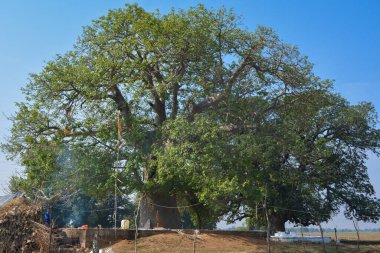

0,0,379,229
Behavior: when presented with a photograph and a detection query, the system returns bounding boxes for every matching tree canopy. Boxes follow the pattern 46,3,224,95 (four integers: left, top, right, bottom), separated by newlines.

2,4,380,229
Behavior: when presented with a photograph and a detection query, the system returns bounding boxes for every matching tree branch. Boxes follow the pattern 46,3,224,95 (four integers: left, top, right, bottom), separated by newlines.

171,82,180,119
108,84,132,128
170,63,185,119
144,72,166,124
190,56,251,115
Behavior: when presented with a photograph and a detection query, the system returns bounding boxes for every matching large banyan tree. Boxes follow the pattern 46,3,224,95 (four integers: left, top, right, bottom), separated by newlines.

3,4,380,229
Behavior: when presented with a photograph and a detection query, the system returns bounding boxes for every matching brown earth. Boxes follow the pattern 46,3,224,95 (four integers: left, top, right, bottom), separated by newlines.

97,232,380,253
110,233,265,253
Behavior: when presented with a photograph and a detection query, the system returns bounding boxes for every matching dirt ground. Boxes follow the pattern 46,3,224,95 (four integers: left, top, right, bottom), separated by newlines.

98,232,380,253
110,233,265,253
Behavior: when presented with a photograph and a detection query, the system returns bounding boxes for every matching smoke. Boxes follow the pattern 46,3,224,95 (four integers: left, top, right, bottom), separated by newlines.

23,138,136,228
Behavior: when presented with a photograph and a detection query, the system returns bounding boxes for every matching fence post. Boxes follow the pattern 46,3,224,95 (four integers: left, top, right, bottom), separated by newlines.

193,229,199,253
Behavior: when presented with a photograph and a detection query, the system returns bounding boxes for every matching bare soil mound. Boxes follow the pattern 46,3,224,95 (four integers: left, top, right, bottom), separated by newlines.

104,232,380,253
110,232,266,253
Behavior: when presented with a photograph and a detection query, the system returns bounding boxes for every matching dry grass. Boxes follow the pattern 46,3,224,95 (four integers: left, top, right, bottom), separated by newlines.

0,198,46,252
304,231,380,241
104,233,380,253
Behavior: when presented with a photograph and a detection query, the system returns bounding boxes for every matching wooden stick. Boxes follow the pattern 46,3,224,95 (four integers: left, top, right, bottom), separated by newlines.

48,208,53,253
135,195,143,253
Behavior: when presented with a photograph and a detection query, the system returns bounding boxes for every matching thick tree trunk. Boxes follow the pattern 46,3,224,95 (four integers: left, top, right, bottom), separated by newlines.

194,207,202,229
270,215,286,232
139,192,181,229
